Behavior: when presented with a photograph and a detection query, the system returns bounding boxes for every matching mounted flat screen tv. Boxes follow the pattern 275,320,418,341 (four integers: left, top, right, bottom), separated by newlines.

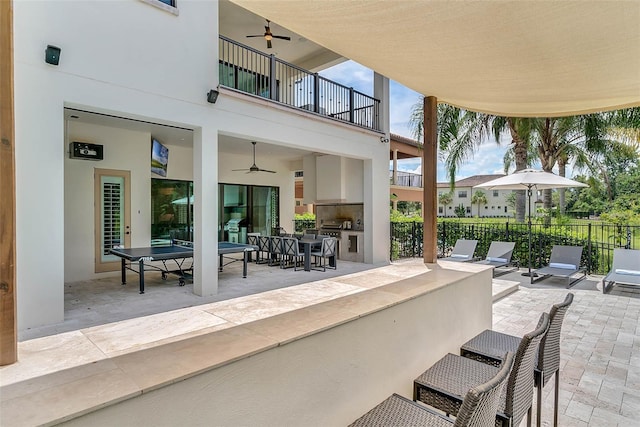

151,138,169,177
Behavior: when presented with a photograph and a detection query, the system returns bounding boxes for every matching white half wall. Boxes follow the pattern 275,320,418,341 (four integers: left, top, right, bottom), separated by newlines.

57,268,493,426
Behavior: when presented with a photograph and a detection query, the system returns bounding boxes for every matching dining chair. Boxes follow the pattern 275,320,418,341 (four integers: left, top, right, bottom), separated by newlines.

311,237,337,271
256,235,271,264
269,236,283,267
281,237,304,270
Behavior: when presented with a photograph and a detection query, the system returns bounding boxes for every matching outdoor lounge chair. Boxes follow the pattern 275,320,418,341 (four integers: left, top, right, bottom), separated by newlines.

531,245,586,288
414,312,549,427
602,248,640,294
350,352,514,427
460,293,574,427
473,241,518,277
443,239,479,262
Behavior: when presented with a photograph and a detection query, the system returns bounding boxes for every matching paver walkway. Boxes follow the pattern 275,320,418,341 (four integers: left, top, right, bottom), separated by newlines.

493,273,640,427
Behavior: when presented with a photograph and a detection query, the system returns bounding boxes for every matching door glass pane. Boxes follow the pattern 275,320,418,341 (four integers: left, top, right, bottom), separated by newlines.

101,176,124,262
251,186,280,236
219,62,235,88
151,179,192,245
237,69,256,95
222,184,248,243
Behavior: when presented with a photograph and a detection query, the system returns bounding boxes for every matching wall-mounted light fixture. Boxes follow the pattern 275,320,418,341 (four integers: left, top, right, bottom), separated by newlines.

380,136,390,144
45,45,61,65
207,89,219,104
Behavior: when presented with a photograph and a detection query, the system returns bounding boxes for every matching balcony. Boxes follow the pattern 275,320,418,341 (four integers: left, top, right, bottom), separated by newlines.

219,36,381,132
390,170,423,188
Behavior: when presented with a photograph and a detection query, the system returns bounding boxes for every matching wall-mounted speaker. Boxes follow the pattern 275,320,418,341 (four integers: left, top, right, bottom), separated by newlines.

45,45,61,65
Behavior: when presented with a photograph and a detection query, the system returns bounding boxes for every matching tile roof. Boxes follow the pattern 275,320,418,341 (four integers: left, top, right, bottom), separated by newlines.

455,174,505,188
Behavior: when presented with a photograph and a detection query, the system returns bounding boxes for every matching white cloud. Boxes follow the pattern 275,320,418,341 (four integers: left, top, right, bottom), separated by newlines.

323,61,520,181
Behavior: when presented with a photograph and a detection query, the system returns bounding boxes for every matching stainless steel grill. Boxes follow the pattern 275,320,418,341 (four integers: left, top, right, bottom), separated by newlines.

319,221,343,239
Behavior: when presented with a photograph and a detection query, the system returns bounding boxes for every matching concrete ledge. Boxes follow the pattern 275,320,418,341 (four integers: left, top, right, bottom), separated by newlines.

493,278,520,302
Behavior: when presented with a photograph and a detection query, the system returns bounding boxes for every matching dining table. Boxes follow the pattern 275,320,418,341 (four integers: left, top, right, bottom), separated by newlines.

298,238,323,271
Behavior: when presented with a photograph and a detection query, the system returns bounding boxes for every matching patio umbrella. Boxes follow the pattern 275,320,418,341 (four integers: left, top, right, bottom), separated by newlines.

476,169,588,277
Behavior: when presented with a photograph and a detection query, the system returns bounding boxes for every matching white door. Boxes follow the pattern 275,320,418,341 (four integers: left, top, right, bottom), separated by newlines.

94,169,131,272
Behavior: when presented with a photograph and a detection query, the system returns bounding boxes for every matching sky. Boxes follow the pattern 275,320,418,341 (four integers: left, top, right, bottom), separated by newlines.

319,60,515,183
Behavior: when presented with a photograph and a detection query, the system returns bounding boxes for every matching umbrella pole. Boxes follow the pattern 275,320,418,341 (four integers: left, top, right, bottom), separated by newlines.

521,186,537,279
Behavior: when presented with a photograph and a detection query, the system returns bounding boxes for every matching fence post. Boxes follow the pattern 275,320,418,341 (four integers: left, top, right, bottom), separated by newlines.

412,221,416,257
313,73,320,113
349,87,355,123
269,54,277,101
505,221,509,240
389,222,393,260
442,221,446,257
587,223,592,274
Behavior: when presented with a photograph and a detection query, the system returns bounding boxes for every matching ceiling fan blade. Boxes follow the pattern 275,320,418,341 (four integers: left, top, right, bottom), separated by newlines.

234,141,276,173
272,35,291,40
246,35,263,38
267,40,272,49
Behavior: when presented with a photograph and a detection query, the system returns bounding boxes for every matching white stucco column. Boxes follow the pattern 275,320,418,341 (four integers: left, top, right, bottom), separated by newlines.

392,148,398,185
364,153,390,264
193,127,218,295
373,72,390,136
15,91,65,329
371,72,391,264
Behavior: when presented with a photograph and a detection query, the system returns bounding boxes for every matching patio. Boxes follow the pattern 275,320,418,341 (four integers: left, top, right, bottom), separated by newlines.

490,270,640,426
3,259,640,426
18,258,383,341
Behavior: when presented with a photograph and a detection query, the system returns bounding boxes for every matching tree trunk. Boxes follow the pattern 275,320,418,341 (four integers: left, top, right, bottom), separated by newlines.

558,159,566,214
510,124,528,223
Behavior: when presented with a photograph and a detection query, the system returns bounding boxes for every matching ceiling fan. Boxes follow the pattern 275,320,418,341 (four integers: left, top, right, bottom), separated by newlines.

246,19,291,49
232,141,276,174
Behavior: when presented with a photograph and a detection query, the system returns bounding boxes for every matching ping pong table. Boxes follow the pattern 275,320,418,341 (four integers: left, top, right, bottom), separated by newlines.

109,241,258,294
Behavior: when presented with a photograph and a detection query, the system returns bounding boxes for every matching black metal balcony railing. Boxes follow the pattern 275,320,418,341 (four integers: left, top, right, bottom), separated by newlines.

219,36,381,132
390,170,423,188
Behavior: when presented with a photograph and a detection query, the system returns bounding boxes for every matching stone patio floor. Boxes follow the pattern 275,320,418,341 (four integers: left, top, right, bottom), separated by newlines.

493,270,640,427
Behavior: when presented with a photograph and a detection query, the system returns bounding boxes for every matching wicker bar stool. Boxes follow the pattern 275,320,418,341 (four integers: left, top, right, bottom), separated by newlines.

414,312,549,427
460,293,574,427
350,352,514,427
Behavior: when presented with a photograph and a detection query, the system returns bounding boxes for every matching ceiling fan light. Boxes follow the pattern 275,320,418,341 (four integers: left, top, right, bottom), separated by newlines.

265,34,273,41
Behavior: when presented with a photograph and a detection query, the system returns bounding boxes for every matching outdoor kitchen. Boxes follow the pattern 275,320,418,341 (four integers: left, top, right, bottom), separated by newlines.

316,203,364,262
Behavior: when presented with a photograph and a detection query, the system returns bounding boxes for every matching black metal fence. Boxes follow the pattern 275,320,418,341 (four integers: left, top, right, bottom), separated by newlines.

390,221,640,275
219,36,381,132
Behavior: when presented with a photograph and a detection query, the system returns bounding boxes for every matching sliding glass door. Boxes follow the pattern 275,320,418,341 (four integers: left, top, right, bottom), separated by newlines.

150,180,279,245
150,179,193,245
219,183,279,242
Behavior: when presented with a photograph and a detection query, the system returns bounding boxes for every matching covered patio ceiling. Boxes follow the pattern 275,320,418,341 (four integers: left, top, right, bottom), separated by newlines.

229,0,640,118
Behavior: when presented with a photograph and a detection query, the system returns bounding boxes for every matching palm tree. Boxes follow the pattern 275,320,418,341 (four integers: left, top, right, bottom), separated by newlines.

530,109,640,213
409,100,533,222
438,191,453,217
471,190,488,217
410,100,640,220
